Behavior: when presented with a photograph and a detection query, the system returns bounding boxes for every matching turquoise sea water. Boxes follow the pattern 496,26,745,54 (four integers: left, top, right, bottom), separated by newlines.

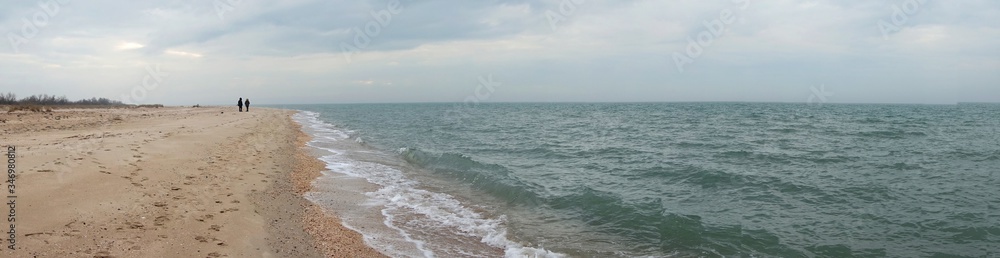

276,103,999,257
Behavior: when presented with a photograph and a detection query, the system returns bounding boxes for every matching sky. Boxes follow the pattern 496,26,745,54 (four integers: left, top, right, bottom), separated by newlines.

1,0,997,105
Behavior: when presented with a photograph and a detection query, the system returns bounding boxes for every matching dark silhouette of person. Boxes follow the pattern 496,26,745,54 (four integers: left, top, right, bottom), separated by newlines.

245,99,250,112
238,97,243,112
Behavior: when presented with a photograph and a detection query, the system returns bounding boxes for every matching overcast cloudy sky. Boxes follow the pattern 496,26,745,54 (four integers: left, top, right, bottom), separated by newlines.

1,0,997,105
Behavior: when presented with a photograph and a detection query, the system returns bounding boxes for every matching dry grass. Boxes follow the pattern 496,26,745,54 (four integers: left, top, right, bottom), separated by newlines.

2,104,142,111
6,105,49,113
2,104,167,114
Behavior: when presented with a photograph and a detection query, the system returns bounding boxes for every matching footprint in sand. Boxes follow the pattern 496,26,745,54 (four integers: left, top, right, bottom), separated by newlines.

23,232,54,237
124,221,144,230
93,250,114,258
154,216,169,226
195,214,214,222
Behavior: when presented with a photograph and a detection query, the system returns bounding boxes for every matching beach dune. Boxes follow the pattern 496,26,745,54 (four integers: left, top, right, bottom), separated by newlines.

1,107,383,257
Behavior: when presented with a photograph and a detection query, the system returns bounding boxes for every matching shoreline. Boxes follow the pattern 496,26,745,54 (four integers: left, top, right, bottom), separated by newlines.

0,107,382,257
287,111,387,257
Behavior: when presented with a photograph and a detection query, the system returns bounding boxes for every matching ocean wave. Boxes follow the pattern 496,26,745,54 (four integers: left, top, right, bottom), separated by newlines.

296,111,564,257
546,186,794,256
517,146,574,160
875,162,924,171
851,129,928,139
397,147,543,205
713,150,796,165
806,155,860,164
570,146,649,159
855,117,886,124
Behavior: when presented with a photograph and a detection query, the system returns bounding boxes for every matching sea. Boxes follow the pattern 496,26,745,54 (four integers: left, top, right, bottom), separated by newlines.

271,102,999,258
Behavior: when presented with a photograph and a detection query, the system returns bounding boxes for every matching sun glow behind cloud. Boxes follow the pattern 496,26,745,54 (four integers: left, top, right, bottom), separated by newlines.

165,50,203,58
117,42,144,50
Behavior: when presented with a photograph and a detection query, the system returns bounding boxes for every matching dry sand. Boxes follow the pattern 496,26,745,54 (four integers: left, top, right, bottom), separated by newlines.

0,107,385,257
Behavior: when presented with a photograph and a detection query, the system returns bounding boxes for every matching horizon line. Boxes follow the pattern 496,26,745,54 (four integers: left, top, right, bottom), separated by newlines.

241,100,980,106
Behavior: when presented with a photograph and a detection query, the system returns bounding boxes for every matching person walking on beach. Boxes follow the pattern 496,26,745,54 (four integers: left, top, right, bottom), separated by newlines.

245,99,250,112
238,97,243,112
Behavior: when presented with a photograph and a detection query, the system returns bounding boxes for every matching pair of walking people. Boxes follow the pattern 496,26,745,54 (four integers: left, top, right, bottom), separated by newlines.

238,97,250,112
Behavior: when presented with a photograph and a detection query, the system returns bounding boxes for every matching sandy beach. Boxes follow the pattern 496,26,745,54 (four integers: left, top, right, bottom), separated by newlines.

1,107,384,257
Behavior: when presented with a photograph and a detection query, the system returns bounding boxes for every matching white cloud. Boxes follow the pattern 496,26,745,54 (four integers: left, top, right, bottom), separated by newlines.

0,0,996,104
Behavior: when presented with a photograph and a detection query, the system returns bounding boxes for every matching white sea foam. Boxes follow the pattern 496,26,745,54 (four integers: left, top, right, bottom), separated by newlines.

292,111,566,258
